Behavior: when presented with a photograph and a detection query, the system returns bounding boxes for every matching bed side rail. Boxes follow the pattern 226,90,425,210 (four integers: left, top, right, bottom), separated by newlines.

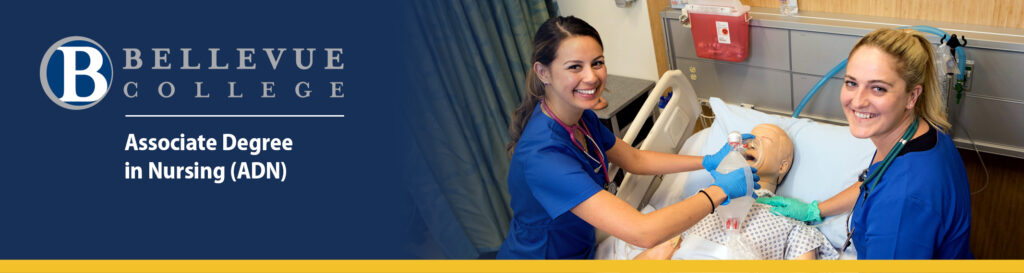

613,70,702,209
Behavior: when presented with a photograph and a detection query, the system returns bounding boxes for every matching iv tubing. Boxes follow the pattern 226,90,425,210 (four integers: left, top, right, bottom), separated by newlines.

792,25,955,118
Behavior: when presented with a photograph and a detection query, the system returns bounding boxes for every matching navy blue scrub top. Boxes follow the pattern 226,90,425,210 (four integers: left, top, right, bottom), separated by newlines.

497,104,617,259
851,126,973,259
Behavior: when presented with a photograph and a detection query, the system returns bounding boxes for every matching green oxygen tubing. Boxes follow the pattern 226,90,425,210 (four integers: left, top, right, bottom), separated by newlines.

860,117,919,196
840,117,919,254
791,25,961,118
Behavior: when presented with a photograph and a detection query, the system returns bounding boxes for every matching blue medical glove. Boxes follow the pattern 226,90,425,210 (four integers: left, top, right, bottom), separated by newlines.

750,167,761,198
755,196,822,222
702,133,755,172
709,167,758,205
750,167,761,184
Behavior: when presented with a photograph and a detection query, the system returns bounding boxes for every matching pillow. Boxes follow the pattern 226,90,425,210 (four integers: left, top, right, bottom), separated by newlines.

700,97,874,250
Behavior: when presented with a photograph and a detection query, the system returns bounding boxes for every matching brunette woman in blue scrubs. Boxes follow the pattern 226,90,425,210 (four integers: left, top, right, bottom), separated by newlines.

758,29,972,259
497,16,757,259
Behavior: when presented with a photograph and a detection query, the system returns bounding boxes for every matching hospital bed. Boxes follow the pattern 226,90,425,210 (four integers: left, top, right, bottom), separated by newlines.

599,70,878,259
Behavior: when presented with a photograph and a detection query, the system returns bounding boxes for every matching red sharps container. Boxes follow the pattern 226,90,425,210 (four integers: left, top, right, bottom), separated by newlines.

685,0,751,62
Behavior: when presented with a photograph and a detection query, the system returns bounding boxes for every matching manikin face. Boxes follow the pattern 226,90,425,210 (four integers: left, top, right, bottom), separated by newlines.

536,36,606,111
743,124,794,185
841,45,921,141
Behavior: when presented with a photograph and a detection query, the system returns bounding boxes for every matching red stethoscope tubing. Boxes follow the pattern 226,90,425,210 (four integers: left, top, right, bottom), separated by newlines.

541,100,610,186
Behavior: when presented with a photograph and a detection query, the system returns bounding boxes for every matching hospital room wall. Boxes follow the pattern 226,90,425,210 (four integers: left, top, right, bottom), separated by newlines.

645,0,1024,77
554,0,661,81
959,151,1024,259
743,0,1024,29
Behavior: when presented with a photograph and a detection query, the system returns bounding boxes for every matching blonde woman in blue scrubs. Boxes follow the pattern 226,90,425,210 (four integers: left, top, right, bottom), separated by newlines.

497,16,758,259
758,29,972,259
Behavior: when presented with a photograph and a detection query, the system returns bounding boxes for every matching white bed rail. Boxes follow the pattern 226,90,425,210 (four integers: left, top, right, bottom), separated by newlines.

612,70,702,210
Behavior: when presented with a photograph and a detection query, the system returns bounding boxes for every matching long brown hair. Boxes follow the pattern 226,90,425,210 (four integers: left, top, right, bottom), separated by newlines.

850,28,951,131
506,16,603,156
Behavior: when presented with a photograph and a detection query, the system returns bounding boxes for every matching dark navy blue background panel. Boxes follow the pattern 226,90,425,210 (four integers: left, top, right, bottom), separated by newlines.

0,1,431,258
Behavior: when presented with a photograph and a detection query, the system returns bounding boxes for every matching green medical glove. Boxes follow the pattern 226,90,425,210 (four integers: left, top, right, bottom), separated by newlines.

755,196,822,222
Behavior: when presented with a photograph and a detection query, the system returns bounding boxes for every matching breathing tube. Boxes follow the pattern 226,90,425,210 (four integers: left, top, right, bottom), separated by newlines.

792,25,962,118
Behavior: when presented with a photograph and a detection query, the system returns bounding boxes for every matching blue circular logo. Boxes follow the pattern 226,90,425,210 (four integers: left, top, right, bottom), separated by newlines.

40,36,113,110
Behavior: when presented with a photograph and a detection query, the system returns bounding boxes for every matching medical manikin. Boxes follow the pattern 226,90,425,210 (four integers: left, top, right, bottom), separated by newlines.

597,124,838,260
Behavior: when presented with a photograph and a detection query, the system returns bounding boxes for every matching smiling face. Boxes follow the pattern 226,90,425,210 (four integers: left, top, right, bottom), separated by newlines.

536,36,606,112
743,124,793,183
841,45,921,142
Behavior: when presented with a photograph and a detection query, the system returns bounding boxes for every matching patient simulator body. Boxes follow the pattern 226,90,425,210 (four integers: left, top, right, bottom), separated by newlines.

598,124,838,260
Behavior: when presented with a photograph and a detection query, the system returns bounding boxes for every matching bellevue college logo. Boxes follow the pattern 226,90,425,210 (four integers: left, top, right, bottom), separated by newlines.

40,36,113,110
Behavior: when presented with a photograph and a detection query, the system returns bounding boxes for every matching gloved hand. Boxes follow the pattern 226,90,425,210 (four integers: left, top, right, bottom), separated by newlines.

709,167,760,205
755,196,822,222
702,133,755,172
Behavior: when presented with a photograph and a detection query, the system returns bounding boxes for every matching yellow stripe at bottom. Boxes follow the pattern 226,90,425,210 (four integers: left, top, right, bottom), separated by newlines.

0,260,1021,273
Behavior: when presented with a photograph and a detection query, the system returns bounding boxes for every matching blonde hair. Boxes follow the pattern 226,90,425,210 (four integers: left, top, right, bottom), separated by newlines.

850,28,951,131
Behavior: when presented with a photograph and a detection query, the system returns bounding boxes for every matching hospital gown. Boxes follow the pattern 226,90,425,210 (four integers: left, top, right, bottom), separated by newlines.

595,189,839,260
682,189,839,260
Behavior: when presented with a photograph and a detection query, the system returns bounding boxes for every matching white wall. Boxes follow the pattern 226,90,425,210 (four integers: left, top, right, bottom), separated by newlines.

555,0,660,81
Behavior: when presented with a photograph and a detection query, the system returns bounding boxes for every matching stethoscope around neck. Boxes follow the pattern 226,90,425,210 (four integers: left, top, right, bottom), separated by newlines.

860,117,920,197
842,116,920,253
540,100,610,186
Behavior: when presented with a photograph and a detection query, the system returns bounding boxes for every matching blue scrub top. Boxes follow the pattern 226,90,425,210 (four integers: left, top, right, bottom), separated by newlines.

851,126,972,259
497,104,617,259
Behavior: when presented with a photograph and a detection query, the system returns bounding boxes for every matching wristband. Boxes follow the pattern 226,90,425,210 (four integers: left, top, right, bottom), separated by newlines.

698,189,715,214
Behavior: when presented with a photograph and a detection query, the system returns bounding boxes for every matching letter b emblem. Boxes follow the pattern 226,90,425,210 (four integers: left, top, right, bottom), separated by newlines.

40,36,113,110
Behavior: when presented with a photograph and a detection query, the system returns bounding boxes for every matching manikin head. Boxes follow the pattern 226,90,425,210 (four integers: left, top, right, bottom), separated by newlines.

743,124,794,192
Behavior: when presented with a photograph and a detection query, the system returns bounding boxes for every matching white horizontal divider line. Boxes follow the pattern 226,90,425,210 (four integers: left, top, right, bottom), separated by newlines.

125,114,345,118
